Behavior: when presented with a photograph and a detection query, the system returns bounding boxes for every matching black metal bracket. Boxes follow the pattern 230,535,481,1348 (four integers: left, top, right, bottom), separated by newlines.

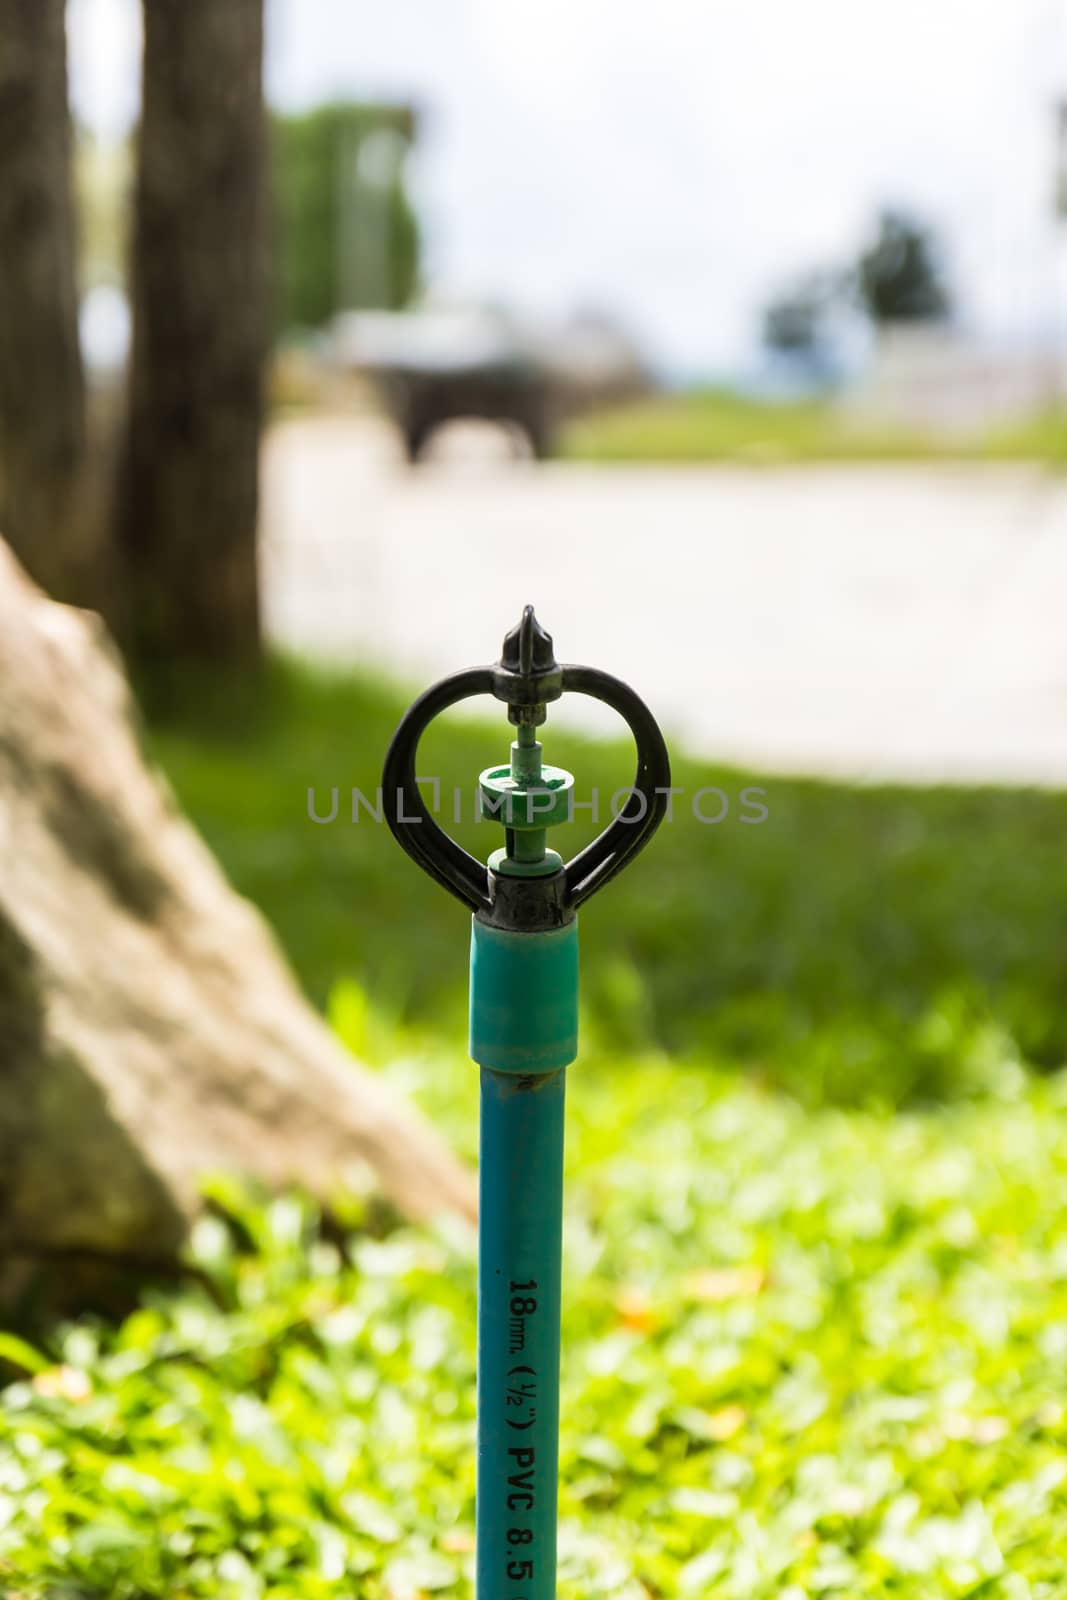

381,608,672,916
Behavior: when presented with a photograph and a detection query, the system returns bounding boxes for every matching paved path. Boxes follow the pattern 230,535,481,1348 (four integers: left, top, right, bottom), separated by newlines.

261,416,1067,785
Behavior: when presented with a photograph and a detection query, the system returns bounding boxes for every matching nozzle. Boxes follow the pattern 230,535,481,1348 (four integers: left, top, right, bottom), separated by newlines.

492,605,563,725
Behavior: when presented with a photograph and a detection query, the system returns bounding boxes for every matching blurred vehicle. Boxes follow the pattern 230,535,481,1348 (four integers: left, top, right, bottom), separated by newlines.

329,305,648,460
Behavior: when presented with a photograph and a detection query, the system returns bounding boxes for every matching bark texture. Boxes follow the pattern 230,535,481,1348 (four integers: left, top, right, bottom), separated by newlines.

0,0,87,597
119,0,266,666
0,540,475,1310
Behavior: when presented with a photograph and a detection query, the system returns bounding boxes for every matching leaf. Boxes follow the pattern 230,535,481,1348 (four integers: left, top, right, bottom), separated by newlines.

0,1334,50,1378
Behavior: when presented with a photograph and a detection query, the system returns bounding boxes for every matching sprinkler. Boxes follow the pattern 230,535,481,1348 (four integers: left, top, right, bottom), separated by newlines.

383,607,670,1599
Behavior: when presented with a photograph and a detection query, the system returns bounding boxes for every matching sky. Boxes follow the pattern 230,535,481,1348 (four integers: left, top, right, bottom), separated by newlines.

67,0,1067,375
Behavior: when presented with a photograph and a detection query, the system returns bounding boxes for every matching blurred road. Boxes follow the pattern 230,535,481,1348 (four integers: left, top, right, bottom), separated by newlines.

261,416,1067,785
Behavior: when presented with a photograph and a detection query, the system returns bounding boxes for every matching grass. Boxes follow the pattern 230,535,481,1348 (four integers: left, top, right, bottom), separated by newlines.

2,1026,1067,1597
3,661,1067,1595
558,388,1067,466
146,661,1067,1107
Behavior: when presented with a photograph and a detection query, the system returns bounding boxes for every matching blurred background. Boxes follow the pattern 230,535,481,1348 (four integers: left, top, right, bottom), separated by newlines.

5,1,1067,1593
49,0,1067,779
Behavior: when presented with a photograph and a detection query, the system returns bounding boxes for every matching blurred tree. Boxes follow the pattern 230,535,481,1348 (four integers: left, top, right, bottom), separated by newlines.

0,0,86,597
762,274,832,357
274,103,419,332
119,0,267,667
0,532,475,1314
856,209,951,326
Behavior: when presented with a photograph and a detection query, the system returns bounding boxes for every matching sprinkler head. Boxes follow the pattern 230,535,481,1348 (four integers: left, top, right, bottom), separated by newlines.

382,609,671,923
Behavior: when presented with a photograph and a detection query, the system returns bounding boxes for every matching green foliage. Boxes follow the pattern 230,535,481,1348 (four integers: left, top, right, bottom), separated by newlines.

148,662,1067,1108
856,210,951,326
560,388,1067,465
273,103,419,333
6,663,1067,1592
3,1027,1067,1595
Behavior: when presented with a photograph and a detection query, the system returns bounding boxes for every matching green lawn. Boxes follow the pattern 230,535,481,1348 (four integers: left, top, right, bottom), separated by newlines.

558,389,1067,466
3,662,1067,1597
145,662,1067,1108
3,1037,1066,1596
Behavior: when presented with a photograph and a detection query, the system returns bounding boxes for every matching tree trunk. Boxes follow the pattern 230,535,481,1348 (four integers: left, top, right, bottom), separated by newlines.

0,537,476,1315
119,0,266,668
0,0,87,598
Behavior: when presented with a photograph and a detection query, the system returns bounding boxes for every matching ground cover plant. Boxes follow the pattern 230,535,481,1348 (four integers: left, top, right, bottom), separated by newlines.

2,1027,1066,1597
3,664,1065,1596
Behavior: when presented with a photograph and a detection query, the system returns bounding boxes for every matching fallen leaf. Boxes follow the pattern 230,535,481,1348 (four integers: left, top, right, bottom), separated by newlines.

440,1531,475,1554
614,1286,661,1332
32,1366,91,1402
681,1264,766,1303
706,1404,746,1441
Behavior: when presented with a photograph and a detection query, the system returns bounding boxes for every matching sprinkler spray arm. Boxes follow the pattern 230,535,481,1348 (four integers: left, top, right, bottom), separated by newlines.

382,606,672,917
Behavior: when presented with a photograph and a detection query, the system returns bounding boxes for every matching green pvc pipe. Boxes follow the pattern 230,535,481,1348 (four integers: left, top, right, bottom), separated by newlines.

470,916,578,1600
382,610,669,1595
